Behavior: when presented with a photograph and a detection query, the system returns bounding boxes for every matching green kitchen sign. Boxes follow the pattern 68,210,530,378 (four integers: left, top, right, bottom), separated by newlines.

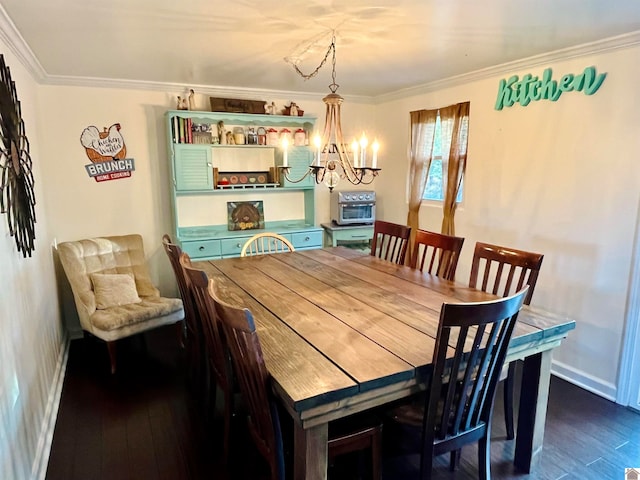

495,66,606,110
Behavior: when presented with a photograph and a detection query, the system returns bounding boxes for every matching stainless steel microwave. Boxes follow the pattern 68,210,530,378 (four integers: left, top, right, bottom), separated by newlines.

330,191,376,225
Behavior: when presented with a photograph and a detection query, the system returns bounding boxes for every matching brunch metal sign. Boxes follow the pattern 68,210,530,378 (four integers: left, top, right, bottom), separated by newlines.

80,123,136,182
495,66,606,110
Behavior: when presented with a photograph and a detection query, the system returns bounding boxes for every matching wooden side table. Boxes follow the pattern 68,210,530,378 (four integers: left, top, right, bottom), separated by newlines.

321,222,374,248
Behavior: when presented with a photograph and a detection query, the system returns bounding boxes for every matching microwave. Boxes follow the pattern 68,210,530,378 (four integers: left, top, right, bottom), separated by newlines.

330,191,376,225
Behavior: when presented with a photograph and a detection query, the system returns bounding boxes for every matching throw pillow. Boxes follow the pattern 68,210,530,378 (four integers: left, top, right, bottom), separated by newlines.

91,273,142,309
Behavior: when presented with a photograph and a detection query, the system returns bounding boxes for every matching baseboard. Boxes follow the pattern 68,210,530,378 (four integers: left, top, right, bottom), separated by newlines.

551,359,617,402
31,335,70,480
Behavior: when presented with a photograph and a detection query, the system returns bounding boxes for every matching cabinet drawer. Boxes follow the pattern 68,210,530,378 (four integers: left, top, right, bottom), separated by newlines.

291,231,323,249
181,239,221,259
220,236,252,256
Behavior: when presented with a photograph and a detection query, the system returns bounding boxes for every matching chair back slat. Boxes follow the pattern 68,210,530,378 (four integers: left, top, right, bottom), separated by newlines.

241,232,295,257
371,220,411,265
212,292,285,480
181,257,231,392
162,235,197,329
422,287,528,465
469,242,544,305
409,229,465,280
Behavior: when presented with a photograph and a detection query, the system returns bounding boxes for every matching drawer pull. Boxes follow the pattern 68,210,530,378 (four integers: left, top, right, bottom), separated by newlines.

199,246,205,251
236,243,242,248
304,236,310,241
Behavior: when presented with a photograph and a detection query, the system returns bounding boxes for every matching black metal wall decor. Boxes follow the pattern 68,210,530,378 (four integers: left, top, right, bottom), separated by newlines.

0,54,36,257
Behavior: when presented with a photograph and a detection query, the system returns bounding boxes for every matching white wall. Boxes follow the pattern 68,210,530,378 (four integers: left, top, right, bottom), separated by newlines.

374,44,640,398
0,44,65,480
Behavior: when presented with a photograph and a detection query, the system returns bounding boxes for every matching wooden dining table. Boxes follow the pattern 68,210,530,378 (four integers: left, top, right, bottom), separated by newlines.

196,246,575,480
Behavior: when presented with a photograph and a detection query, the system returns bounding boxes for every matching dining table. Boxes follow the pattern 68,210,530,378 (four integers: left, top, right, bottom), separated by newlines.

196,246,576,480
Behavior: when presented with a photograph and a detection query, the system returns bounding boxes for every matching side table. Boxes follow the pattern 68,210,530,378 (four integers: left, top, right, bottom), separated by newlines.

321,222,374,248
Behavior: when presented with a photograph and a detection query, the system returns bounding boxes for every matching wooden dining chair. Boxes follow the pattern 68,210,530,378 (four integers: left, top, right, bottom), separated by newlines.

162,235,204,389
180,256,234,462
211,289,383,480
370,220,411,265
240,232,295,257
469,241,544,440
409,229,465,280
386,287,529,480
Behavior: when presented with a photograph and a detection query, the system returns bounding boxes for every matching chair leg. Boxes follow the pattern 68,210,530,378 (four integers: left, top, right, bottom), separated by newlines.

478,435,490,480
449,449,461,471
371,427,382,480
504,362,516,440
176,320,185,349
222,385,233,464
106,341,117,374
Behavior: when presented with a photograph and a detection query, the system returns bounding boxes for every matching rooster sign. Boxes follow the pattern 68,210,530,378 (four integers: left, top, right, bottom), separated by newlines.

80,123,136,182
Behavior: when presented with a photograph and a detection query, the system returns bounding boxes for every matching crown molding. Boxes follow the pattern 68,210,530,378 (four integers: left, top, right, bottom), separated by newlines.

0,3,47,82
41,74,374,104
374,30,640,104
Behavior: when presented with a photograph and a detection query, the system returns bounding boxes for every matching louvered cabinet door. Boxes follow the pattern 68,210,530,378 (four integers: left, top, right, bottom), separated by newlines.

174,145,213,191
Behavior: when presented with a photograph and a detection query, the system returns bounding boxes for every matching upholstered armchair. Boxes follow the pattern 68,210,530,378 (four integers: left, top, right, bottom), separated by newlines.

58,234,184,373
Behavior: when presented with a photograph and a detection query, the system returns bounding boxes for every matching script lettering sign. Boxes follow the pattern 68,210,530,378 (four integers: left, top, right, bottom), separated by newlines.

495,66,606,110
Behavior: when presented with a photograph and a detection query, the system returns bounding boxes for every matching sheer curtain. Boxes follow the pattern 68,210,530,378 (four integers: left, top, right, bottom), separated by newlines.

406,102,470,254
440,102,469,236
406,109,438,254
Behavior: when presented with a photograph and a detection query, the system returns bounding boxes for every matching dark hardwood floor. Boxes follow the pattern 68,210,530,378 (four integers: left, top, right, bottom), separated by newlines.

46,325,640,480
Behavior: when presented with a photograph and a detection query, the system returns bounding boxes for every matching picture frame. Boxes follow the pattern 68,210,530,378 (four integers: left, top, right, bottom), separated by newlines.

227,201,265,231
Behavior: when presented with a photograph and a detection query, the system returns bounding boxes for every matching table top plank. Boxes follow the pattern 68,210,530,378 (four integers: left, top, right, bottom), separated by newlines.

251,254,437,368
212,256,416,391
312,248,548,343
197,261,359,412
276,251,444,338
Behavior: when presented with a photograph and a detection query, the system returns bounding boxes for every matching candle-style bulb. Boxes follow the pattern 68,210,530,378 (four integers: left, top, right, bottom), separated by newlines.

314,134,322,166
359,133,368,168
282,137,289,167
351,140,360,168
372,140,379,169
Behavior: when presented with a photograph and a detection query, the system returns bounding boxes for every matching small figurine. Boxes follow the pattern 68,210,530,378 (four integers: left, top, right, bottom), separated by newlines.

188,89,195,110
265,101,277,115
289,102,298,116
177,95,186,110
226,131,235,145
218,121,226,144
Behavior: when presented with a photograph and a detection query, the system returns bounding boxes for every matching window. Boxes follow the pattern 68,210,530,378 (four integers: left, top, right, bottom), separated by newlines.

422,114,463,203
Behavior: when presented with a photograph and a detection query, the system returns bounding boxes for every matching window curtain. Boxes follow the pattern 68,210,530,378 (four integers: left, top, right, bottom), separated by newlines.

406,109,438,257
440,102,470,236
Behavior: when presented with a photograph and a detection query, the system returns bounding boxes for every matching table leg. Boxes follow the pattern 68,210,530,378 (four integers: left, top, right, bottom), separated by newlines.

514,349,552,472
293,421,329,480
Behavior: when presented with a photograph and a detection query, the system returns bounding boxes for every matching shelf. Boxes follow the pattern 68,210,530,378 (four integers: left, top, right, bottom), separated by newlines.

216,183,280,190
167,110,316,127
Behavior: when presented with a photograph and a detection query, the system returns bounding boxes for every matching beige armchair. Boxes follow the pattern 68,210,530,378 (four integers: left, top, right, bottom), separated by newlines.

58,234,184,373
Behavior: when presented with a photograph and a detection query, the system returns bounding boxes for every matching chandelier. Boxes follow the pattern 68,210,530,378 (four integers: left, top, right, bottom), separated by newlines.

280,32,381,191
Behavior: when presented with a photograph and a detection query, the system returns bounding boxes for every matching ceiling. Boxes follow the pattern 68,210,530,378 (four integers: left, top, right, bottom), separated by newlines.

2,0,640,98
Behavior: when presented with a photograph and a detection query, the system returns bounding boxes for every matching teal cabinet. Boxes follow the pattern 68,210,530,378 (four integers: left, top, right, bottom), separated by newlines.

174,145,212,191
166,110,321,259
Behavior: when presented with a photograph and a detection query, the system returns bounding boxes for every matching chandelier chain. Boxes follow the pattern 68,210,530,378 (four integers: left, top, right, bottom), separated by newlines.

289,33,339,93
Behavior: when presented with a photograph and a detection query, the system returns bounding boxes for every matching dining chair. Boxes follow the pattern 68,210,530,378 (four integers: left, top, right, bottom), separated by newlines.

161,235,205,392
58,234,184,374
180,255,234,463
211,289,383,480
240,232,295,257
386,287,529,480
370,220,411,265
409,229,465,281
469,241,544,440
